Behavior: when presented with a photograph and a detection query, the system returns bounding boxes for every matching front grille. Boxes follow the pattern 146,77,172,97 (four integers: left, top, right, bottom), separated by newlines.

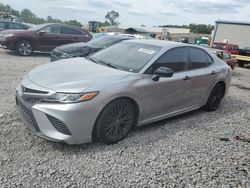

46,114,71,135
22,86,48,94
16,97,40,132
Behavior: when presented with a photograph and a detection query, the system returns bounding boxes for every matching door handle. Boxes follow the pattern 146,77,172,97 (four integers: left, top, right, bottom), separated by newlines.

183,76,191,81
211,71,216,75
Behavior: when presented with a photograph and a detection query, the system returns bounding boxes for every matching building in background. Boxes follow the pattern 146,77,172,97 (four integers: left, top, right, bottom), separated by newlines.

99,24,190,40
212,20,250,49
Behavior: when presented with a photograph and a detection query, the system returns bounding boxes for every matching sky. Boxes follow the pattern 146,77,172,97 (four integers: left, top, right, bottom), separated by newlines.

1,0,250,26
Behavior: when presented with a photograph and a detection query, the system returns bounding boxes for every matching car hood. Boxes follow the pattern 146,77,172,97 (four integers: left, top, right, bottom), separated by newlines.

56,42,101,54
27,57,131,92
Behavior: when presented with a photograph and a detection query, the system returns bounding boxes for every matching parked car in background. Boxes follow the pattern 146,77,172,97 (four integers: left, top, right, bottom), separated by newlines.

211,49,237,69
237,47,250,67
16,40,231,145
0,20,30,31
51,35,132,62
211,42,239,55
0,23,92,56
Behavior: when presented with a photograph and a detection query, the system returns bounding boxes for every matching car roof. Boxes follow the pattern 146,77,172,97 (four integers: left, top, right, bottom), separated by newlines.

123,39,200,48
39,23,83,29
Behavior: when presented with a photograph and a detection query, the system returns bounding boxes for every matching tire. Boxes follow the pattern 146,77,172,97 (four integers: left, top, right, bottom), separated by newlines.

95,99,136,144
238,61,245,68
204,83,225,111
15,40,33,56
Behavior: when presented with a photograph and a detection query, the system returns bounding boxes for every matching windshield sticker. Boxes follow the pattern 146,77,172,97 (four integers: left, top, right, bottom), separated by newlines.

138,48,155,55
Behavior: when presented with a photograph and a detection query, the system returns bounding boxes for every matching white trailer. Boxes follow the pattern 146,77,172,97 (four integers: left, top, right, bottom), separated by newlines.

212,20,250,67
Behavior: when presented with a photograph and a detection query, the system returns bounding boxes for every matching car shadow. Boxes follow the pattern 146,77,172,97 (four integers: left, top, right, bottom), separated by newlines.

6,50,50,57
46,95,250,154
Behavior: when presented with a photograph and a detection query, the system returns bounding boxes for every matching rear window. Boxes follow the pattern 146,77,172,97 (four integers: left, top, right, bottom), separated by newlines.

61,27,82,35
223,52,231,59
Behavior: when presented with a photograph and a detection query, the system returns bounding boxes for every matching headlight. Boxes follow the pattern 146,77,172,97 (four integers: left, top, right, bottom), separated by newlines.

43,92,99,103
4,33,15,38
61,53,74,58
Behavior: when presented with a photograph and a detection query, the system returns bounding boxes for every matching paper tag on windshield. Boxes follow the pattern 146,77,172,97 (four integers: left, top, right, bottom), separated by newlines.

138,48,155,55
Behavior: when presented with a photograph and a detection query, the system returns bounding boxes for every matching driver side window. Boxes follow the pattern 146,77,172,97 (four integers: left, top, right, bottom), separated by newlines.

41,25,61,34
148,47,188,74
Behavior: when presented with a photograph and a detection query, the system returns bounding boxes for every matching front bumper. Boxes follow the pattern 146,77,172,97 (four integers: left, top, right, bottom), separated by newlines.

0,40,7,48
16,82,101,144
0,36,15,49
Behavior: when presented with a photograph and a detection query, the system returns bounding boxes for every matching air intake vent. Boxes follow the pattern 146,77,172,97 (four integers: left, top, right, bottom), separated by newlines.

46,115,71,135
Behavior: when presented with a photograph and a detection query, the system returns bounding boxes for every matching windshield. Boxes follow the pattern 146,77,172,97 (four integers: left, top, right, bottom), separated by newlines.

88,36,125,49
90,41,161,73
27,24,47,31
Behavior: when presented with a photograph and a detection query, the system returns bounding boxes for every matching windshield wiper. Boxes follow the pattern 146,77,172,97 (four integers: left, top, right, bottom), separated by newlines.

101,62,118,69
87,57,118,69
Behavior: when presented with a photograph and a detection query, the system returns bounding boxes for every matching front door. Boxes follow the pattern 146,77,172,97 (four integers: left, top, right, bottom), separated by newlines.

37,25,61,51
142,47,191,122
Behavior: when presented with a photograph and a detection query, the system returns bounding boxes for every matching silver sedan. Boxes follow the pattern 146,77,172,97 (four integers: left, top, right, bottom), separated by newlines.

16,40,231,144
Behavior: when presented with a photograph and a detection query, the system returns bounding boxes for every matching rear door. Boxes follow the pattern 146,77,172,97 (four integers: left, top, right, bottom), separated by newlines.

142,47,191,121
37,25,62,51
59,26,86,46
185,47,217,106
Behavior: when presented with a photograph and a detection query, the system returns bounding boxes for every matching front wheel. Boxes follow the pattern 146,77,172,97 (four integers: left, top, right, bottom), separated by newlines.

15,40,33,56
95,99,136,144
204,83,225,111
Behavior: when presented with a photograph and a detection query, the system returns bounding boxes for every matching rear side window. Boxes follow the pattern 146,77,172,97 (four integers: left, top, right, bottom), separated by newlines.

153,47,188,73
61,27,82,35
0,22,6,30
189,47,211,70
9,23,23,29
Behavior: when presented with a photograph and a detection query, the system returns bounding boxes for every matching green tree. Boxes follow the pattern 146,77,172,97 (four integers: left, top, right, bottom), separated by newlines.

64,20,82,27
105,10,119,25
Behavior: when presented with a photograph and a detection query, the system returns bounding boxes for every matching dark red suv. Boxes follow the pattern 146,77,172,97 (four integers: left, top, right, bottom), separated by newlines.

0,23,92,56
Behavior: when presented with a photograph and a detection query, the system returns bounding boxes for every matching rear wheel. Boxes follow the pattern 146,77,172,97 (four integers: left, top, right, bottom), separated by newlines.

95,99,136,144
204,83,225,111
15,40,33,56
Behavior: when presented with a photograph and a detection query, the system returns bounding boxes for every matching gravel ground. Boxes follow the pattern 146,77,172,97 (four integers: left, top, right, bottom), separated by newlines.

0,48,250,187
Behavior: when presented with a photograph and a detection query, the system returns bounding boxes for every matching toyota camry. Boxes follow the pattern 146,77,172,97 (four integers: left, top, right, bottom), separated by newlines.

16,40,231,144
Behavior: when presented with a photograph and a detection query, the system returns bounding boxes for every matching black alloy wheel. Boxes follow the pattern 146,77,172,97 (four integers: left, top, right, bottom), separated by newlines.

204,83,225,111
95,99,136,144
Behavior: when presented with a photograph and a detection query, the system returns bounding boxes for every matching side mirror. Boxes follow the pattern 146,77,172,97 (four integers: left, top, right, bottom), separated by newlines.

38,31,46,36
152,67,174,81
